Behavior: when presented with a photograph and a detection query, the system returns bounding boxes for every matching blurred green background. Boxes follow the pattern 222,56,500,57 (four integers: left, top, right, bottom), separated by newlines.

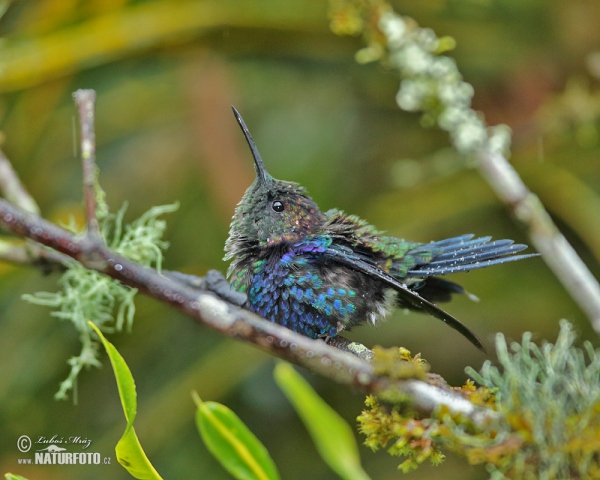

1,1,599,479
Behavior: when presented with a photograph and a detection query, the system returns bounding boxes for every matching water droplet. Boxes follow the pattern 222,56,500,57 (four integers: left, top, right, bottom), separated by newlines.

114,264,123,271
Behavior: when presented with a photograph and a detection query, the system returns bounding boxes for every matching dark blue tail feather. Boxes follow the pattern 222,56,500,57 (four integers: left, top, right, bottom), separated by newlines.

408,236,537,276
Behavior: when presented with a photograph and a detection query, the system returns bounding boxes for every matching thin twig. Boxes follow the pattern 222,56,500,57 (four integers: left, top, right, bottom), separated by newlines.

0,142,65,270
73,89,100,239
477,150,600,330
0,239,71,272
0,145,39,215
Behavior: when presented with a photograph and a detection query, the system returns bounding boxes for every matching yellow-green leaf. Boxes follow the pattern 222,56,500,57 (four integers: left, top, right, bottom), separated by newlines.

88,322,162,480
116,425,162,480
435,36,457,54
273,362,371,480
5,474,29,480
194,392,280,480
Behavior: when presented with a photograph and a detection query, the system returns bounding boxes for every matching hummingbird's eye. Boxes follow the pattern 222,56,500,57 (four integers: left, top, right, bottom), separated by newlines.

272,200,285,213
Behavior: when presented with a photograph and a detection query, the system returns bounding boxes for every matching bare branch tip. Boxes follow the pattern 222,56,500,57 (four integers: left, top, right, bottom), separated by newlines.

73,89,100,238
73,89,97,105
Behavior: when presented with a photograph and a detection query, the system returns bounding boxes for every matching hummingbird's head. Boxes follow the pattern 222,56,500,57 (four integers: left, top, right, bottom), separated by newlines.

225,107,325,255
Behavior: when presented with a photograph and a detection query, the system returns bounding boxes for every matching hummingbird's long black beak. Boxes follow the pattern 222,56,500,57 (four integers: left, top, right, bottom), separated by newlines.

231,106,269,186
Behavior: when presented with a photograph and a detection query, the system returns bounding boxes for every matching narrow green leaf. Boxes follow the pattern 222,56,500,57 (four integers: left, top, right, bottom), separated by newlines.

88,322,162,480
116,425,162,480
194,391,280,480
5,474,29,480
273,362,371,480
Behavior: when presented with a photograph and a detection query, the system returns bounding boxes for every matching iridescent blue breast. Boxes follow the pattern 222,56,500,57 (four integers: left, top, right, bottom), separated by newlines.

247,236,360,338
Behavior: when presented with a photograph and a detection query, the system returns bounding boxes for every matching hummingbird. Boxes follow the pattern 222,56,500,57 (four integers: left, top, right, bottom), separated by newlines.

224,107,536,352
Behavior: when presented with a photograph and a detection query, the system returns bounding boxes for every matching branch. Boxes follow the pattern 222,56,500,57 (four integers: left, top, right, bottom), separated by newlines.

346,8,600,332
0,238,71,271
0,142,39,215
0,140,68,271
476,150,600,329
0,197,498,425
74,89,102,238
0,88,501,429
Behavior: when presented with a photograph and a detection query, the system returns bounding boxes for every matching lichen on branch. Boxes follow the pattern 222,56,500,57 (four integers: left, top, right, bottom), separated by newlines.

22,202,178,401
359,321,600,478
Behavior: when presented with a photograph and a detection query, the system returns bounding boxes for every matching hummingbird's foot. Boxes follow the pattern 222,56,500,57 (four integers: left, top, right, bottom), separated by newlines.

321,321,346,343
204,270,248,306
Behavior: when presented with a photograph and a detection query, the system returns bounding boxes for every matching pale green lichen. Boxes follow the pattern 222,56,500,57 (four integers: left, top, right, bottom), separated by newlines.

377,10,510,156
22,201,178,401
469,320,600,479
329,0,512,157
359,321,600,478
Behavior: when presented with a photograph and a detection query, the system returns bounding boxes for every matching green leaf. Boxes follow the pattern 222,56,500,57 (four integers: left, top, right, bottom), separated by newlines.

435,36,456,54
5,474,29,480
194,391,280,480
116,425,162,480
273,362,371,480
88,322,162,480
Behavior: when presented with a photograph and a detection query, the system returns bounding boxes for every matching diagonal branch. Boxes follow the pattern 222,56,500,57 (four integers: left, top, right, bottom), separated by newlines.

0,143,40,215
0,140,69,270
364,9,600,332
0,197,499,426
477,150,600,330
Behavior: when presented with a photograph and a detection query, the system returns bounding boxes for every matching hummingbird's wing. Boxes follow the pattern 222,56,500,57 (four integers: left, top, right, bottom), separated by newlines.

324,210,536,277
324,245,487,352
